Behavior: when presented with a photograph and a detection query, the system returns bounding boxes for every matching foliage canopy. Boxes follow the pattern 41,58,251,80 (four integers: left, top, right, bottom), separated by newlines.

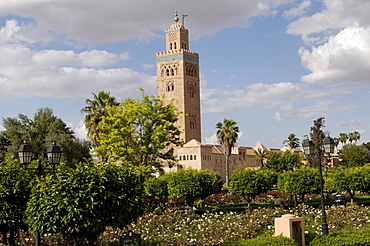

95,90,182,173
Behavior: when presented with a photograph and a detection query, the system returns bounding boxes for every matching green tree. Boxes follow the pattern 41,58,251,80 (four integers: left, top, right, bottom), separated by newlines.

338,133,348,149
166,168,223,206
0,158,32,245
25,164,144,245
282,133,300,149
339,145,369,168
333,166,370,204
265,150,302,173
307,117,326,167
254,148,268,168
2,108,91,167
229,169,274,203
348,131,361,145
216,119,239,186
81,91,118,149
278,167,320,205
95,90,182,174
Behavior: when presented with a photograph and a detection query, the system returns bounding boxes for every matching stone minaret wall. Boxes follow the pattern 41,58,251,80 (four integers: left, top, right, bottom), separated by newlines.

156,21,201,143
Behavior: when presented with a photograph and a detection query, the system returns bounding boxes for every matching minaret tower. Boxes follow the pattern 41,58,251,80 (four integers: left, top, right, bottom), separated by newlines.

156,11,201,143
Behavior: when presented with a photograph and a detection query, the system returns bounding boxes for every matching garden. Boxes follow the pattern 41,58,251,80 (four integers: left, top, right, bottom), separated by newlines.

2,163,370,245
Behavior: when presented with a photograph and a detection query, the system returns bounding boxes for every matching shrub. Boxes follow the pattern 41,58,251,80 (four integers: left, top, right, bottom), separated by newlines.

230,169,274,202
25,163,144,245
309,228,370,246
215,235,297,245
145,174,169,198
166,168,223,206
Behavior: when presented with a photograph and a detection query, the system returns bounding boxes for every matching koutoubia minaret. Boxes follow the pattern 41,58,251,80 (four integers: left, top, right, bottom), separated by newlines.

156,11,201,143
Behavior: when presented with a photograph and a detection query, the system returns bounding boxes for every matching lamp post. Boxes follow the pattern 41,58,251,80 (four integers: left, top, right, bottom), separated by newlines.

17,141,62,246
302,135,335,235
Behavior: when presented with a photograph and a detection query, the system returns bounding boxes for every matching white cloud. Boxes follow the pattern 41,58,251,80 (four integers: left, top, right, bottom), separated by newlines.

67,120,88,140
286,0,370,36
299,26,370,86
202,82,307,113
274,112,282,122
205,133,218,145
0,0,292,44
0,43,156,100
283,0,311,19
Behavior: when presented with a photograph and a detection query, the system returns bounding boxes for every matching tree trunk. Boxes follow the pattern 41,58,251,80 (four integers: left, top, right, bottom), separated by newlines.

225,155,230,186
294,195,298,206
301,194,305,204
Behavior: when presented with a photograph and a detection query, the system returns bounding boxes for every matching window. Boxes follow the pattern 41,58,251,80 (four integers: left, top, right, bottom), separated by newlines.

170,43,172,50
190,155,193,160
190,122,195,129
179,156,182,160
194,155,196,160
174,42,177,49
189,91,194,98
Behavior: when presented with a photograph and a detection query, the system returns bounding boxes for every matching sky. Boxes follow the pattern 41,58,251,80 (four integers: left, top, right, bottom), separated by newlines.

0,0,369,149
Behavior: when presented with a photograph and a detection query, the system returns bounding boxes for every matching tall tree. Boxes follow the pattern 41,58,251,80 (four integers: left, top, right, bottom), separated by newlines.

2,108,91,166
282,133,300,149
309,117,325,167
94,90,182,174
216,119,239,186
338,133,348,149
348,131,361,145
81,91,118,148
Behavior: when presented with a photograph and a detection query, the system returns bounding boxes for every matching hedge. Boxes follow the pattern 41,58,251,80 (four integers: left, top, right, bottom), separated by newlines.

309,228,370,246
214,235,297,246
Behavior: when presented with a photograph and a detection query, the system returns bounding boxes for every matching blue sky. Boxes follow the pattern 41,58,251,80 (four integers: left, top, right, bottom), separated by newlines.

0,0,369,149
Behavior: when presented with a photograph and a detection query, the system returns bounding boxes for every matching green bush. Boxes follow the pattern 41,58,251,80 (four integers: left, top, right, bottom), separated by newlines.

230,169,274,202
166,168,223,206
25,163,144,245
215,235,297,245
145,174,169,198
309,228,370,246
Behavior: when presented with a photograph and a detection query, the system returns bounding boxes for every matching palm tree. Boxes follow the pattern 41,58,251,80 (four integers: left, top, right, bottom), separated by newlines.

81,91,118,148
349,131,361,145
254,148,268,168
282,133,300,149
216,119,239,186
338,133,348,149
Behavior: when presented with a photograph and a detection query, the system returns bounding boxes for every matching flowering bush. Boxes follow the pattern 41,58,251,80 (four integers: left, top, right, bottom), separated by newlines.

256,190,288,203
200,193,247,206
14,204,370,245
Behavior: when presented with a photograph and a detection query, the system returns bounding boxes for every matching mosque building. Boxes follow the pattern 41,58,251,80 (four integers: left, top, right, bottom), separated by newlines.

156,12,298,179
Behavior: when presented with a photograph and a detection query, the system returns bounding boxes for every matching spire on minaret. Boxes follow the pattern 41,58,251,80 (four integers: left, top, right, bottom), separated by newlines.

174,10,179,23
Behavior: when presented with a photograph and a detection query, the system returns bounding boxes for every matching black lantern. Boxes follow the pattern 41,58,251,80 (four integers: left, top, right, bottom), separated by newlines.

302,139,314,156
17,141,34,165
323,135,335,154
46,141,62,167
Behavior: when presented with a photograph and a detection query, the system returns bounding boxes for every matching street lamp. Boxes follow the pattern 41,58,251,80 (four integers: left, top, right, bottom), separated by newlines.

302,135,335,235
17,141,62,246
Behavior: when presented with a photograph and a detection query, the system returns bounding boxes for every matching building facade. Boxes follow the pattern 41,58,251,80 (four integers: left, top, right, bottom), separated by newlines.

157,14,306,179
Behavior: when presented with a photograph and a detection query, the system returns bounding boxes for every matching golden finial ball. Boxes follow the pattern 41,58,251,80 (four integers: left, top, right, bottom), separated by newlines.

174,17,179,22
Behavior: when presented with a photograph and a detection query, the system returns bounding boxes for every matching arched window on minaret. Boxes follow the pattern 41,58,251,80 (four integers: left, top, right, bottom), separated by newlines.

174,42,177,49
171,68,174,76
170,43,172,50
166,69,170,76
